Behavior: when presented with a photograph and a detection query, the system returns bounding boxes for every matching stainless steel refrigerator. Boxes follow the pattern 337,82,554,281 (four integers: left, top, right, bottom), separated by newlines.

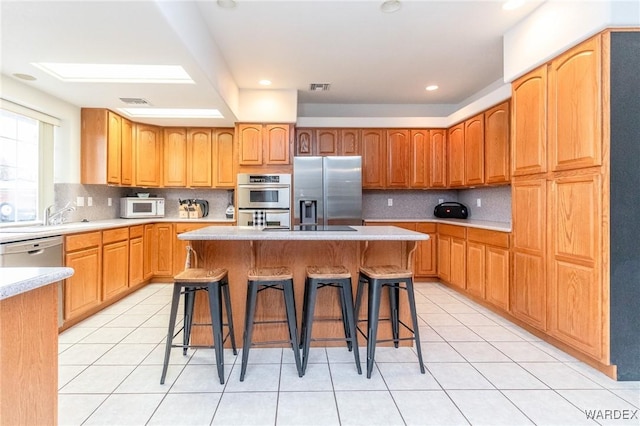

293,156,362,226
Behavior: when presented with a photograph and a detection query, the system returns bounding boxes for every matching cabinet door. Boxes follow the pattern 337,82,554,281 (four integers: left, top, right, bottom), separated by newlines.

188,128,213,187
512,66,547,176
295,129,314,156
143,224,154,280
120,118,133,186
173,223,215,274
466,241,485,298
154,223,174,276
484,102,510,184
549,35,602,172
362,129,386,189
106,111,122,185
264,124,290,165
437,235,451,283
317,129,339,156
416,223,437,277
213,129,236,187
447,123,465,187
64,247,101,320
486,246,509,311
163,128,187,187
339,129,360,155
102,240,129,300
450,237,467,289
136,124,162,187
548,173,603,359
410,130,429,188
237,124,263,165
129,236,144,287
464,114,484,186
429,129,447,188
386,129,410,188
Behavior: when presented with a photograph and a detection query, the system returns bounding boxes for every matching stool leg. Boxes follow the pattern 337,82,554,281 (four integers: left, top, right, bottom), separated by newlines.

299,276,310,350
340,278,362,375
388,282,400,348
366,279,383,379
221,277,237,355
161,284,182,384
183,287,196,355
208,282,226,384
240,281,258,381
337,282,352,351
354,272,366,324
300,278,319,375
405,278,425,373
283,279,303,377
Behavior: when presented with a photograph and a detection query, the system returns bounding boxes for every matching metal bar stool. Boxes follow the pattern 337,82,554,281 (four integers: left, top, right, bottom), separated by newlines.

300,265,361,375
161,247,237,385
240,266,303,381
354,265,425,378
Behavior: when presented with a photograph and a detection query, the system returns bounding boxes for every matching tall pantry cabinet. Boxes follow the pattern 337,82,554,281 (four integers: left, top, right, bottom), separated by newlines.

511,30,640,380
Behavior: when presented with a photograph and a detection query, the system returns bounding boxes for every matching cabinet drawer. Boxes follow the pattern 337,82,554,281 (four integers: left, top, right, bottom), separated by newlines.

437,224,466,239
65,231,101,252
467,228,510,248
416,223,437,234
129,225,144,239
103,227,129,244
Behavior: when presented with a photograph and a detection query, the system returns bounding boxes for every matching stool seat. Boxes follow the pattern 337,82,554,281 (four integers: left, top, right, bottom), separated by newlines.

174,268,227,283
359,265,412,280
306,265,351,279
248,266,293,281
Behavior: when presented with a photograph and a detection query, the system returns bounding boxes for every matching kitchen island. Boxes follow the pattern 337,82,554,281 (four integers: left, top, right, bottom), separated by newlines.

178,225,428,346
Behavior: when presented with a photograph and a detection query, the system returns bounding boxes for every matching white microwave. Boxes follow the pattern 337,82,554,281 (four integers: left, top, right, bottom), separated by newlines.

120,197,165,218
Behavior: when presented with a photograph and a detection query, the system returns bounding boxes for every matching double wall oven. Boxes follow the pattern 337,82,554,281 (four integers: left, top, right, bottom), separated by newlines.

237,173,291,228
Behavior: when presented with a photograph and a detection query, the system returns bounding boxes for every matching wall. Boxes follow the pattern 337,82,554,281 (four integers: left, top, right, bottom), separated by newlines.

457,186,512,223
238,89,298,123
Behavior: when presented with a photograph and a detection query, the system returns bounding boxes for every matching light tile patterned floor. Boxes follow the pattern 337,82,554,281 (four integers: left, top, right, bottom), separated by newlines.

58,282,640,425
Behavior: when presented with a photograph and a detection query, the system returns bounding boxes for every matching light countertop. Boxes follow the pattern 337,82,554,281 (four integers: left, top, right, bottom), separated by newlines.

0,267,74,300
364,218,511,232
178,225,429,241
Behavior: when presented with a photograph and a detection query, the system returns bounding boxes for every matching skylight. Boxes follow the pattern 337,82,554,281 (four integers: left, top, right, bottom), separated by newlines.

31,63,194,84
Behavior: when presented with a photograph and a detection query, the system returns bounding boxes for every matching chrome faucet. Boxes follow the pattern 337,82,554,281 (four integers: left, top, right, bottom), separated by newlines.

43,202,75,226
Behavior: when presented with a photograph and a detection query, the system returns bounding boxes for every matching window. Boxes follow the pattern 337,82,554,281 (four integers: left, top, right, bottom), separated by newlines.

0,107,54,224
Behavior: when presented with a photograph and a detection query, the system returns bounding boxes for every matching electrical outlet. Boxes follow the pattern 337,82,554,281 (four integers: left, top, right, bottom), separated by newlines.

87,197,93,207
387,198,393,207
108,198,112,207
476,198,482,207
76,196,84,207
438,198,444,204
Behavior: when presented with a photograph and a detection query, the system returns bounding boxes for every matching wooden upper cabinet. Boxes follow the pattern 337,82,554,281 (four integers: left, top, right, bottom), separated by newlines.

362,129,386,189
410,130,429,188
484,101,510,184
81,108,123,185
549,35,602,172
386,129,411,188
135,124,162,187
264,124,291,165
106,111,122,184
429,129,447,188
213,129,236,187
447,123,465,187
295,129,314,156
512,65,547,176
187,128,213,187
464,114,484,186
163,128,187,187
237,124,263,165
340,129,360,155
120,118,133,186
316,129,339,156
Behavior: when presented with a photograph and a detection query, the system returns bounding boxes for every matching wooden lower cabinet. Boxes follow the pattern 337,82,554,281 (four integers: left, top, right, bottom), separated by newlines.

63,232,102,321
415,223,437,277
102,228,129,301
466,228,510,311
129,225,145,287
173,222,221,274
153,223,174,277
485,246,510,311
143,224,154,280
450,237,466,289
466,241,485,298
437,224,466,289
437,235,451,283
511,251,546,330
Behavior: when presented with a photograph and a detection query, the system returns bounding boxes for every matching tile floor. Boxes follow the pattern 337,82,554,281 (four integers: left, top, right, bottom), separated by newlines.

58,282,640,425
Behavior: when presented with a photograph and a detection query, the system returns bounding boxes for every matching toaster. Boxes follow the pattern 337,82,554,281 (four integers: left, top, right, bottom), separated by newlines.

434,202,469,219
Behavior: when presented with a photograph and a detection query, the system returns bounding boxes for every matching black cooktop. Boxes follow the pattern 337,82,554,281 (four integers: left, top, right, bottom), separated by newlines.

262,225,356,232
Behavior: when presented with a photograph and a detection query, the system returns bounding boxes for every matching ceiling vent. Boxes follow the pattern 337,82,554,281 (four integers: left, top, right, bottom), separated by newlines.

309,83,331,92
119,97,151,106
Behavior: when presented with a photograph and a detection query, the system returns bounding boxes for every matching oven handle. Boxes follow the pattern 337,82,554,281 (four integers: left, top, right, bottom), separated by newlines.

237,185,290,190
238,209,290,213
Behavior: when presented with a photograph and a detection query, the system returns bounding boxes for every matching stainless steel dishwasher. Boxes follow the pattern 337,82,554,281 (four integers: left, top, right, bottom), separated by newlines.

0,236,64,326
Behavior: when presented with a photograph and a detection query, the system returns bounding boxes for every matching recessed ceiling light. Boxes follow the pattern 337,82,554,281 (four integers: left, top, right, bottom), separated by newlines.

380,0,401,13
118,108,223,119
502,0,525,11
217,0,236,9
13,73,37,81
31,63,194,84
259,79,272,86
425,85,439,91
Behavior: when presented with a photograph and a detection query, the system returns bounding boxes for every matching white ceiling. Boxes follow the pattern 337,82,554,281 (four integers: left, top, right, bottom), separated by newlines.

1,0,544,127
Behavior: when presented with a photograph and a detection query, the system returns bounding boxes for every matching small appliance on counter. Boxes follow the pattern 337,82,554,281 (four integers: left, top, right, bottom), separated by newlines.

434,202,469,219
121,197,165,218
178,199,209,219
225,190,235,220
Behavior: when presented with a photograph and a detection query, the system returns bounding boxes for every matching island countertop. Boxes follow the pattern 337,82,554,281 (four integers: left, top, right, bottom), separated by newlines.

178,225,429,241
0,266,74,300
